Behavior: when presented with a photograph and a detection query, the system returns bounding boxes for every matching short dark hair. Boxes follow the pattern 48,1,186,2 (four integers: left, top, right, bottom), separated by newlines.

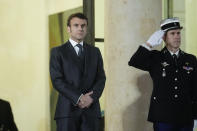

67,13,88,27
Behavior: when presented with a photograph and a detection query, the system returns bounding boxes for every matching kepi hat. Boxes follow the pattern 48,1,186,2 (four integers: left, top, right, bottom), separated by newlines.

160,17,183,32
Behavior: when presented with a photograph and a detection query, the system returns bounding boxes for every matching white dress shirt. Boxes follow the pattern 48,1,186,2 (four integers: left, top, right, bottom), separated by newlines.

69,38,83,55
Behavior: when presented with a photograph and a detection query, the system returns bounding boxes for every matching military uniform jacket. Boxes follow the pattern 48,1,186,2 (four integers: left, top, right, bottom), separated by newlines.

129,46,197,124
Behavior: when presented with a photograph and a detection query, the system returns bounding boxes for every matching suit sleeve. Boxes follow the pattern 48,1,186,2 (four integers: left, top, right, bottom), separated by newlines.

91,48,106,101
50,47,81,105
192,56,197,119
128,46,152,71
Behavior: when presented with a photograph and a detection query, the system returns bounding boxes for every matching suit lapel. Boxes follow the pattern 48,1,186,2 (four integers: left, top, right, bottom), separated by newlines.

64,41,80,65
66,41,78,57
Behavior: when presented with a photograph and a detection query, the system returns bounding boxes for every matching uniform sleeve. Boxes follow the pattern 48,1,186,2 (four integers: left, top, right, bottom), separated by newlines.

50,47,81,105
192,56,197,119
90,48,106,101
128,45,152,71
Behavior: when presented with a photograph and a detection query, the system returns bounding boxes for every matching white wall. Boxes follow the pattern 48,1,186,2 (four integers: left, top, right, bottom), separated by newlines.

47,0,82,15
0,0,50,130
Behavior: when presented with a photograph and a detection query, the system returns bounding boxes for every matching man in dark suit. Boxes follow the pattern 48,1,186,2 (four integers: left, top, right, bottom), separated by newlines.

50,13,106,131
0,99,18,131
129,17,197,131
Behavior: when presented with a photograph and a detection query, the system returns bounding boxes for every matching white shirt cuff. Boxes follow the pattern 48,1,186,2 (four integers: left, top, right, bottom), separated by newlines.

76,94,83,105
141,43,152,51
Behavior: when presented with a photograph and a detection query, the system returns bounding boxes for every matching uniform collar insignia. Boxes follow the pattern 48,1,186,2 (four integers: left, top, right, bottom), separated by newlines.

161,62,169,67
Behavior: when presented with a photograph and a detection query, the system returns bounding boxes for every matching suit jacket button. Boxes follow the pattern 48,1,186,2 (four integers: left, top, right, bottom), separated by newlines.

153,97,156,100
174,86,178,89
174,94,178,98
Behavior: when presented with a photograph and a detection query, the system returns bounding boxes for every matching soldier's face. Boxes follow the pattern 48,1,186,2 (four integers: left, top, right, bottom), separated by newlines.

164,29,181,49
67,17,87,43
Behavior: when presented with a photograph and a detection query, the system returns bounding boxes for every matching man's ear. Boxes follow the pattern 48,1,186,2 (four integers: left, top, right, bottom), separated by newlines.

67,26,71,33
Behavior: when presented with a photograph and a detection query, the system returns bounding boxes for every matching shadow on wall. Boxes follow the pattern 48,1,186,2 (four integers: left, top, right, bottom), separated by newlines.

123,73,153,131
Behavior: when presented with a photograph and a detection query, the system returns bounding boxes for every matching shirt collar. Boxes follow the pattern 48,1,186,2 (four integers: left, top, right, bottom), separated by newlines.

168,49,179,56
69,38,83,47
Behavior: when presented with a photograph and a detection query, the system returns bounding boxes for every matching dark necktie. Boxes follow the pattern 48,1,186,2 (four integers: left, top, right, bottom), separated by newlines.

172,54,178,66
76,44,83,56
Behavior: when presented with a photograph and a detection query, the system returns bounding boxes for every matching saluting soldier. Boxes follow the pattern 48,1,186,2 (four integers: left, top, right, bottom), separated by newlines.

128,17,197,131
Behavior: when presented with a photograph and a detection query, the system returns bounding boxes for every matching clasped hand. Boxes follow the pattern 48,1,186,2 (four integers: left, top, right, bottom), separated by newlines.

78,91,93,109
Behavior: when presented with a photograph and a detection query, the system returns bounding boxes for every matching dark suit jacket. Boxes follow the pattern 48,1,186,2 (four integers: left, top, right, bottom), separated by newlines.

50,41,106,119
129,46,197,124
0,99,18,131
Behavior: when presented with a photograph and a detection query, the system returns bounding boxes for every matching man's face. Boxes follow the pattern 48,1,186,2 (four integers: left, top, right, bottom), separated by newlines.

67,17,87,43
164,29,181,49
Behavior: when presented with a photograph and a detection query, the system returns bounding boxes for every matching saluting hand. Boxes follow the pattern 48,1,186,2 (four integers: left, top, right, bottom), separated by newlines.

146,30,164,48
